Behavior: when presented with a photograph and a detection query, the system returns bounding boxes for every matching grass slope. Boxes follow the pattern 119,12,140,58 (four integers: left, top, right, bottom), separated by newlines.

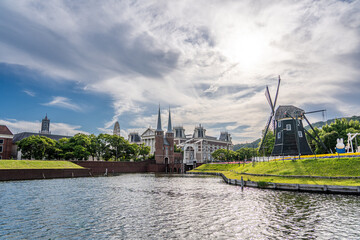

193,157,360,186
0,160,84,169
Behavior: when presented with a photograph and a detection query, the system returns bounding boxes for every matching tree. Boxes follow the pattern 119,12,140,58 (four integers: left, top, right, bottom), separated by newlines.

57,138,73,160
17,135,58,160
174,144,182,153
258,130,275,156
139,143,151,161
126,143,140,161
211,149,228,161
68,133,91,160
105,134,128,161
236,147,257,161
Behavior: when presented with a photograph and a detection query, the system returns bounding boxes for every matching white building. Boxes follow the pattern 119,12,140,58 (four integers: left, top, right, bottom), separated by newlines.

140,128,156,154
175,124,233,166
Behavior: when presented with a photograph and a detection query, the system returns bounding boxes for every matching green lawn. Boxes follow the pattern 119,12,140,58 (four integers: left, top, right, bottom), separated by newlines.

0,160,84,169
192,157,360,186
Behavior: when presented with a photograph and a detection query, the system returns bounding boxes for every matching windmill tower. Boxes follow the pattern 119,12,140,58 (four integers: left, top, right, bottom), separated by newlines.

259,76,329,156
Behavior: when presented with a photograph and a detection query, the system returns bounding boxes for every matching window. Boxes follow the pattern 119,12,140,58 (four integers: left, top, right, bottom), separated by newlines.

0,139,3,144
277,132,281,139
0,146,2,153
298,131,303,137
286,124,292,131
278,121,281,128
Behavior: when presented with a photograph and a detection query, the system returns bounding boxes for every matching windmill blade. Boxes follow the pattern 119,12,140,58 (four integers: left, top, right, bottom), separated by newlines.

259,115,273,152
265,86,274,115
273,75,281,109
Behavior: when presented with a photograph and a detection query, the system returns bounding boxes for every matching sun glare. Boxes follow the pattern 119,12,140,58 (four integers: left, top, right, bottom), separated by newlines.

221,30,267,70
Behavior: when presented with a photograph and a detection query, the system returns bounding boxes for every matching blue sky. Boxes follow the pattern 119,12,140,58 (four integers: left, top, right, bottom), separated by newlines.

1,0,360,143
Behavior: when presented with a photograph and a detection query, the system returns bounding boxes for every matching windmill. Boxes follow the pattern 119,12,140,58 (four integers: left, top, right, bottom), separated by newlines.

259,76,330,156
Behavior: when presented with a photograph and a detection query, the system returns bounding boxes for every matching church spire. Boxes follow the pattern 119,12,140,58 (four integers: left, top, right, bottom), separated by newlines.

156,105,162,131
167,106,173,133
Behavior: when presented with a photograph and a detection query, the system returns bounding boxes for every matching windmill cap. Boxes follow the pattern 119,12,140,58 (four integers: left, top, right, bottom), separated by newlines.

275,105,305,120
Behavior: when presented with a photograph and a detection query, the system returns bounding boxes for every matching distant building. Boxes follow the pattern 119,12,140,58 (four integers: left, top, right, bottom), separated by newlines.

12,115,71,159
0,125,13,159
41,114,50,134
178,125,233,168
141,127,156,154
113,121,121,136
128,132,142,145
136,108,233,170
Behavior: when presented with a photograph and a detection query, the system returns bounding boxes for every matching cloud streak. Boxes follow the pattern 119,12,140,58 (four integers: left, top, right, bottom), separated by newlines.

1,0,360,142
23,89,35,97
43,96,82,112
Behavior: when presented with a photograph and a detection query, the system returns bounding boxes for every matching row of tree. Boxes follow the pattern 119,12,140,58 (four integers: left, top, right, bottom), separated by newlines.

211,148,258,162
17,133,151,161
306,118,360,154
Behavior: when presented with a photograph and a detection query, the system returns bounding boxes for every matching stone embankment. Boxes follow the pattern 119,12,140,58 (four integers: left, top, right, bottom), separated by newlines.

0,168,91,181
188,172,360,195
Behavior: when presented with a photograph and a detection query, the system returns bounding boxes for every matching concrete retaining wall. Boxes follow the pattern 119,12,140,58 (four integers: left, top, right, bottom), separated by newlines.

188,172,360,195
0,168,91,181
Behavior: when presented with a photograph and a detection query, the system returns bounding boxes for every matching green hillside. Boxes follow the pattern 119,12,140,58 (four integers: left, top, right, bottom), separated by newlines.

0,160,84,169
192,157,360,186
304,115,360,130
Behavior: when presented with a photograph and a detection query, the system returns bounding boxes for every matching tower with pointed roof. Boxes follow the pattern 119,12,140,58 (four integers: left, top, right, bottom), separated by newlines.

155,105,164,164
154,106,174,169
41,114,50,134
165,107,174,167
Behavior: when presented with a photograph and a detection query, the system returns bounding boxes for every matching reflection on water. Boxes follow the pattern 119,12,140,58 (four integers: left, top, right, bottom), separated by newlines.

0,174,359,239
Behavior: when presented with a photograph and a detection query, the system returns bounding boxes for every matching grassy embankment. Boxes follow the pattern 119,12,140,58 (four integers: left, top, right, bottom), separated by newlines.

192,157,360,186
0,160,83,169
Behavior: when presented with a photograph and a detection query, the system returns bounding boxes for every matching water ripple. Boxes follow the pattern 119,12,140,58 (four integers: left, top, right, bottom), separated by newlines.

0,174,359,239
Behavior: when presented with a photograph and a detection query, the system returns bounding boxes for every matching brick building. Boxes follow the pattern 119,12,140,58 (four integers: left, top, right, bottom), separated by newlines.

0,125,13,159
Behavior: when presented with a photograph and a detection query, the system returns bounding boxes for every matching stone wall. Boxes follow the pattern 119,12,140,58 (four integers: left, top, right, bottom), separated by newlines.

0,168,91,181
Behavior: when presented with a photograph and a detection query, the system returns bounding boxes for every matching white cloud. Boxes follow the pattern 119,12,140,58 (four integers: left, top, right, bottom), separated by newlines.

23,90,35,97
1,0,360,143
43,96,82,112
0,119,88,136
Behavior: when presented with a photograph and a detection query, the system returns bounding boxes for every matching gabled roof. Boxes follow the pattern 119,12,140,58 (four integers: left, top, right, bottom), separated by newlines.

0,125,13,135
13,132,71,143
141,127,155,137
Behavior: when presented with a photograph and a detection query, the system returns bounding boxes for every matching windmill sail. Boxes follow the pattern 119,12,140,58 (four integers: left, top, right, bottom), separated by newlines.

265,86,274,114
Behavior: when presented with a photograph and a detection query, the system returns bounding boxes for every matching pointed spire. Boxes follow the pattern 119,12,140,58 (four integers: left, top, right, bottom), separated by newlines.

156,104,162,131
167,106,173,133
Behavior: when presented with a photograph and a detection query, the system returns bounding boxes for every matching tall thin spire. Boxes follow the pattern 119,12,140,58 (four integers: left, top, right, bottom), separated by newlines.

156,105,162,131
167,106,173,133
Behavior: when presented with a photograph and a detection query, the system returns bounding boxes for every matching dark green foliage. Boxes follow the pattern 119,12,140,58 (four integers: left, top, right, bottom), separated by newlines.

211,147,257,162
306,118,360,154
258,130,275,156
17,133,151,161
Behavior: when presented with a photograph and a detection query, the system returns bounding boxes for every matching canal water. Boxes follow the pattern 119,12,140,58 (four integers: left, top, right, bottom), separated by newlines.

0,174,359,239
